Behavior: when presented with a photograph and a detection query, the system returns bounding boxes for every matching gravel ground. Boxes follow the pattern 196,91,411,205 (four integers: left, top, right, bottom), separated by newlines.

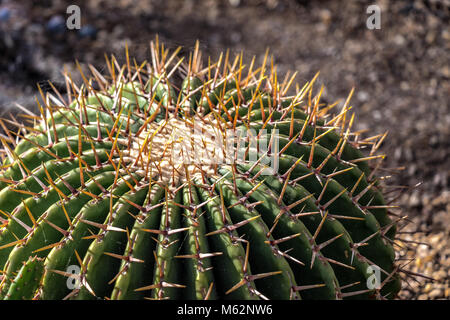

0,0,448,299
397,192,449,300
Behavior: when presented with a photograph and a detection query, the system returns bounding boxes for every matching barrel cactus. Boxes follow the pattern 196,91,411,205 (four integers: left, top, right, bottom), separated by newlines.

0,40,402,300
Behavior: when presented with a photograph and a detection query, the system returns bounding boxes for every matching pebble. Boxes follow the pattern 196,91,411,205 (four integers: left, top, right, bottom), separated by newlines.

78,25,98,39
433,270,447,281
394,34,406,46
398,218,449,300
46,15,66,34
0,7,11,22
429,289,442,299
418,294,428,300
357,91,369,102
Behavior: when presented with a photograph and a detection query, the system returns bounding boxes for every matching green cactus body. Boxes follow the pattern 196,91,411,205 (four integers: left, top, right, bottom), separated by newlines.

0,40,401,300
4,256,44,300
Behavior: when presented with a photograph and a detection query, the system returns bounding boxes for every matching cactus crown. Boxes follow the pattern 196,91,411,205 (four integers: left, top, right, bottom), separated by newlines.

0,39,402,300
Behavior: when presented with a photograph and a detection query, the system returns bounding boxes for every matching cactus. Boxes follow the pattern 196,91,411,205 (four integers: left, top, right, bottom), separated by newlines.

0,39,402,300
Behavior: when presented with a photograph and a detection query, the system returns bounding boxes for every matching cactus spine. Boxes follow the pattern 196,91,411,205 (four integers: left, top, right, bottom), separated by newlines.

0,40,401,300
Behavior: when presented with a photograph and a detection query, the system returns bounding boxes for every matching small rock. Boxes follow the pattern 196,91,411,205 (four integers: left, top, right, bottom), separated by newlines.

78,25,98,39
0,7,11,22
425,31,436,44
442,29,450,41
429,234,442,245
266,0,279,10
429,289,442,299
319,9,332,25
418,294,428,300
409,192,421,207
357,91,369,102
393,34,406,46
46,15,66,35
433,270,447,281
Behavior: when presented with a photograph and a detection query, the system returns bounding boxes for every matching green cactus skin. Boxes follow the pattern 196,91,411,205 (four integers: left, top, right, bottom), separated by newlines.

3,256,44,300
0,40,402,300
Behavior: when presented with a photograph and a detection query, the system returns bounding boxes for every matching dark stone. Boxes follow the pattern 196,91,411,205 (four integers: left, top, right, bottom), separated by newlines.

46,15,66,35
78,24,98,39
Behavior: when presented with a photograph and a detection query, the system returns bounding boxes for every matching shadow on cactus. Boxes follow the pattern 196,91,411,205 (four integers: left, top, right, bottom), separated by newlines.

0,39,405,300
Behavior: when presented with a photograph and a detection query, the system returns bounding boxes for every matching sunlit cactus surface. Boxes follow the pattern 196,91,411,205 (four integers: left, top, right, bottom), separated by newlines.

0,40,402,300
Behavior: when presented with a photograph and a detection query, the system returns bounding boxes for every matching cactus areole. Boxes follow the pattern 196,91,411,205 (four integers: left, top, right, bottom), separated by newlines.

0,40,401,300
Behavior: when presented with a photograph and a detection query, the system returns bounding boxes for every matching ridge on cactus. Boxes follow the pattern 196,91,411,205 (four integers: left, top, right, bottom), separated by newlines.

0,38,404,300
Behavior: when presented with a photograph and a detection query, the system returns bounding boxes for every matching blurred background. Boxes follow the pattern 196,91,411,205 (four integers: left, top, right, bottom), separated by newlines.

0,0,448,299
